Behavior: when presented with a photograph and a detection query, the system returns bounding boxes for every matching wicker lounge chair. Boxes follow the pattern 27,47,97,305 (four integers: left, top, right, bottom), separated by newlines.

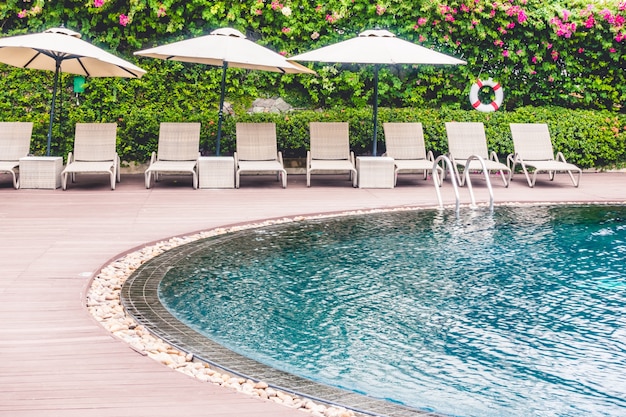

145,122,201,189
62,123,119,190
382,122,442,185
234,123,287,188
445,122,510,187
0,122,33,189
307,122,357,187
508,123,582,187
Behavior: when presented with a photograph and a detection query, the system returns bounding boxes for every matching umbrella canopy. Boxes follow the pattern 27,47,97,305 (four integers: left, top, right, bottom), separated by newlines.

0,27,146,155
135,27,315,155
289,29,466,155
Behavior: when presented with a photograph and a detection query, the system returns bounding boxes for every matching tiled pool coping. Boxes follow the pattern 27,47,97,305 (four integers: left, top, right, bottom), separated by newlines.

120,214,442,417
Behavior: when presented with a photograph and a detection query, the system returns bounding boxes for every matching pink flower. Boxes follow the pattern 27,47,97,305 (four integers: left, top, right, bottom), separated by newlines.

94,0,105,7
516,49,523,55
548,76,554,82
507,22,515,29
518,11,527,23
610,48,617,53
502,50,509,57
281,27,291,34
531,56,538,64
585,16,595,28
157,5,166,17
417,17,428,26
279,51,287,56
445,14,455,22
461,4,470,12
376,4,386,15
315,5,322,12
551,50,559,61
489,9,496,18
494,39,504,47
255,9,263,15
498,26,507,34
616,33,625,42
562,9,571,21
17,9,27,18
119,14,129,26
419,35,426,42
619,1,626,11
271,1,282,10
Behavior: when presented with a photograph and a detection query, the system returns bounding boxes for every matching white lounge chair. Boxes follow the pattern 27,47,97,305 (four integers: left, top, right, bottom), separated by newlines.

383,122,442,185
234,123,287,188
307,122,357,187
0,121,33,189
445,122,510,187
145,122,201,189
508,123,582,187
62,123,119,190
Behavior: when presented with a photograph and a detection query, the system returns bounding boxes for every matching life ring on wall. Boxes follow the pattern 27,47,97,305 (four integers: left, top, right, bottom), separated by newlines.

469,78,503,112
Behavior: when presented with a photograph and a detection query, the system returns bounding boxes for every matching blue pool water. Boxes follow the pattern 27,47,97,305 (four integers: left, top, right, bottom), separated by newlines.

159,205,626,417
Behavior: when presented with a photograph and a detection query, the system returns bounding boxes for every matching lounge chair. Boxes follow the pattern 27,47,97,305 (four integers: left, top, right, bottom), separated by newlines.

234,122,287,188
445,122,510,187
382,122,442,185
145,122,201,189
0,122,33,189
508,123,582,187
307,122,357,187
62,123,119,190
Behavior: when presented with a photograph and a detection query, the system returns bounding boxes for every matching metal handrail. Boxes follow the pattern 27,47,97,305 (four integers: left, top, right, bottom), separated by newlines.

463,155,494,212
432,154,494,213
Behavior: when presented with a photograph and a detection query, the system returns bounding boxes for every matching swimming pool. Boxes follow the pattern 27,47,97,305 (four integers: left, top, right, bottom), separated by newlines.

154,205,625,417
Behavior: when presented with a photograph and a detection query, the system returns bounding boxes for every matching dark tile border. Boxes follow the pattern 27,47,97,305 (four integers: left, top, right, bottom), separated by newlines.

121,231,442,417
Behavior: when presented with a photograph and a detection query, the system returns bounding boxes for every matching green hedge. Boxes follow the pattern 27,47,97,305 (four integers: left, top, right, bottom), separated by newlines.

112,106,624,169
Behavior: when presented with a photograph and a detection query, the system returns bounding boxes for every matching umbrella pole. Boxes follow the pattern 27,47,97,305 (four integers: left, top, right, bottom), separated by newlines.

46,60,61,156
215,61,228,156
372,65,379,156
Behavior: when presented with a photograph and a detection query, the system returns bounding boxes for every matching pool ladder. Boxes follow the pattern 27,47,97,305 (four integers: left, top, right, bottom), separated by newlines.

432,155,494,213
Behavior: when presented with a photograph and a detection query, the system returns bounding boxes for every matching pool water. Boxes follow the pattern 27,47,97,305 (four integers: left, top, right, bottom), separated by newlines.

159,205,626,417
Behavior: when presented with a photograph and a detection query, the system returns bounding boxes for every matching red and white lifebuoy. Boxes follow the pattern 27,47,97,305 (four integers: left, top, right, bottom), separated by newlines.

469,78,503,112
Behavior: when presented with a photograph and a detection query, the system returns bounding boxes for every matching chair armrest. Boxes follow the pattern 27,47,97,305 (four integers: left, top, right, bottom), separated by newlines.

306,150,311,167
67,152,74,164
427,150,435,161
233,151,239,166
556,151,567,163
149,151,157,165
277,151,284,165
350,151,355,166
489,150,501,163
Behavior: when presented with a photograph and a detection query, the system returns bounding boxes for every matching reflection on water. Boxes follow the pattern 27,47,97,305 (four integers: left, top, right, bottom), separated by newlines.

159,205,626,417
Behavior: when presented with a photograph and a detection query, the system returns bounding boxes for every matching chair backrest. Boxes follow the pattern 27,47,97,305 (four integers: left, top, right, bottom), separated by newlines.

0,122,33,161
73,123,118,162
309,122,350,160
445,122,489,160
383,122,427,160
235,123,278,161
510,123,555,160
157,122,201,161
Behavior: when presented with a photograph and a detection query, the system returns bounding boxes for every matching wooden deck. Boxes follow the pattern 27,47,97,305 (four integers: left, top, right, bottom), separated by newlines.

1,171,624,417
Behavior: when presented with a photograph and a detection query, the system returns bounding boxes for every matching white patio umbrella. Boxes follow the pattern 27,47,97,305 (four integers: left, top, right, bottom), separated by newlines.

135,27,315,155
289,29,466,155
0,27,146,155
